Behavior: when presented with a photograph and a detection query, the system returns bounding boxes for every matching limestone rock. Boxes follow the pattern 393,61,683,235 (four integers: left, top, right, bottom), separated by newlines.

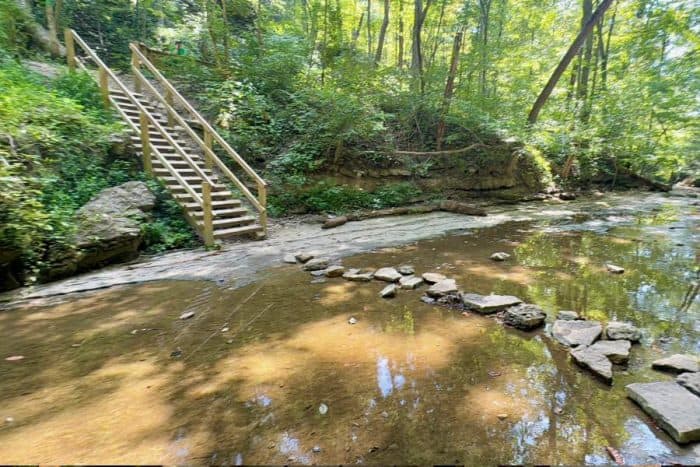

502,304,547,330
606,321,641,342
398,265,415,275
590,339,631,364
570,346,613,383
399,275,424,290
490,252,511,262
303,258,330,271
606,264,625,274
380,284,398,298
295,252,314,263
652,354,700,374
422,272,446,284
626,381,700,443
426,279,458,298
283,254,298,264
677,372,700,397
551,320,602,347
324,265,345,278
374,267,403,282
343,269,374,282
557,310,580,321
461,293,522,314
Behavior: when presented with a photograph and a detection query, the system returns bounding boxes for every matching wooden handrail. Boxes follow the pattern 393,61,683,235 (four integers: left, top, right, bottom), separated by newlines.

128,44,267,189
65,29,213,206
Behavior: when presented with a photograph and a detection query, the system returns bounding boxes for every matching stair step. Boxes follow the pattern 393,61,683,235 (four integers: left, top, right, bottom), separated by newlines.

191,207,248,218
174,190,234,200
184,199,241,209
166,182,227,192
152,160,206,169
154,168,213,177
213,223,263,239
198,216,256,229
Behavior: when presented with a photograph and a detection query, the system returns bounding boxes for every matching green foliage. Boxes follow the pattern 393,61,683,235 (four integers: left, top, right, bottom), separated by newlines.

0,0,30,57
140,180,198,253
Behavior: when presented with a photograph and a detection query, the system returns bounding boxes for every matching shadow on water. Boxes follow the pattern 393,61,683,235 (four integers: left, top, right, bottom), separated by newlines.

0,201,698,464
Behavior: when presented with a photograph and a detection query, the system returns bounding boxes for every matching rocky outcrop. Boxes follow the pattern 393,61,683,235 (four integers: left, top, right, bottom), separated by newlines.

626,382,700,443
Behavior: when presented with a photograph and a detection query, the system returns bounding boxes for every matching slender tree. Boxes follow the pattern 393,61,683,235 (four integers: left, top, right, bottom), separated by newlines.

374,0,390,63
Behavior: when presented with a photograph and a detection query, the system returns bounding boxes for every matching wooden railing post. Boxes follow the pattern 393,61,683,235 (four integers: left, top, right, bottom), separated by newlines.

203,130,213,170
258,183,267,237
202,182,215,247
98,66,110,108
64,29,76,72
131,51,142,94
139,111,152,174
165,89,175,127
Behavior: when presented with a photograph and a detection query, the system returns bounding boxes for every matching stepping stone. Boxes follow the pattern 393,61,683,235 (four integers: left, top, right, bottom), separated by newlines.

398,265,415,275
557,310,580,321
652,354,700,374
374,267,402,282
303,258,330,271
551,320,602,347
295,252,314,263
324,265,345,278
490,252,511,261
606,321,641,342
461,293,522,314
422,272,446,284
570,346,613,384
399,275,424,290
590,340,631,364
283,254,298,264
380,284,398,298
626,381,700,443
310,270,325,277
502,304,547,330
420,296,436,305
343,269,374,282
677,372,700,397
426,279,458,298
606,264,625,274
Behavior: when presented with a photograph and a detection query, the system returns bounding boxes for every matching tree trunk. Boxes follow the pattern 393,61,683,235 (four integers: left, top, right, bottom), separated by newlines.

577,0,593,99
15,0,64,57
397,0,404,67
411,0,431,92
436,30,463,150
367,0,372,57
477,0,491,96
527,0,615,124
352,11,365,48
374,0,390,64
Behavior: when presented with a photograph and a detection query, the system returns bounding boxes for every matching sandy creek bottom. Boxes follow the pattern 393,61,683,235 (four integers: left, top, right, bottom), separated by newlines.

0,203,698,465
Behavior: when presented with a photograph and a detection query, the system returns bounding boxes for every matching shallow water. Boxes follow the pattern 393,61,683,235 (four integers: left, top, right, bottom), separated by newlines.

1,200,698,464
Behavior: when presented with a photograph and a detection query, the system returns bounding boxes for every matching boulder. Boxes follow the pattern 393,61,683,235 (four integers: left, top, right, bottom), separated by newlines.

70,181,156,273
557,310,580,321
324,265,345,278
551,320,602,347
626,381,700,443
426,279,458,298
343,269,374,282
606,321,641,342
590,340,631,364
295,252,314,263
422,272,446,284
374,267,402,282
461,293,522,314
490,252,511,262
380,284,398,298
398,265,415,275
652,354,700,374
559,192,577,201
570,346,613,383
677,372,700,397
303,258,330,271
502,304,547,330
606,264,625,274
399,275,424,290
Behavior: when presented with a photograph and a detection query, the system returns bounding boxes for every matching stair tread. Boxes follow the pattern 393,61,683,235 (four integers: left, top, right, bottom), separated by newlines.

213,224,262,238
184,200,241,209
198,216,256,227
191,207,248,217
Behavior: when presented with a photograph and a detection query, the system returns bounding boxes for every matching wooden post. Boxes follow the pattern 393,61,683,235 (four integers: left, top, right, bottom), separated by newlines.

203,130,213,170
202,182,215,247
258,183,268,238
98,66,110,108
64,29,76,72
139,111,152,174
165,89,175,127
131,51,142,93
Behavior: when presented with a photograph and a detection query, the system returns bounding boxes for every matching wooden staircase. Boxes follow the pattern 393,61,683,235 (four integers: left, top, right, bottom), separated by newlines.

64,29,268,245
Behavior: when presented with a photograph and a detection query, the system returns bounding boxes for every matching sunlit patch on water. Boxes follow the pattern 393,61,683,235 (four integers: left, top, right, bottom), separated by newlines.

0,199,698,464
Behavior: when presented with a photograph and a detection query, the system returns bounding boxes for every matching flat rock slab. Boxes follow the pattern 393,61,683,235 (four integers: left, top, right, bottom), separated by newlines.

343,269,374,282
399,275,424,290
590,340,631,364
422,272,446,284
380,284,398,298
283,254,298,264
303,258,330,271
502,304,546,330
570,346,613,383
398,265,415,275
677,372,700,397
652,354,700,374
324,265,345,278
606,263,625,274
606,321,641,342
626,381,700,443
552,320,602,347
557,310,580,321
295,253,314,263
374,267,402,282
426,279,458,298
461,293,522,314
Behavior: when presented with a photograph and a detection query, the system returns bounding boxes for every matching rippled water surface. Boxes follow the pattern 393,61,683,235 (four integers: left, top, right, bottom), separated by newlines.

1,199,698,464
